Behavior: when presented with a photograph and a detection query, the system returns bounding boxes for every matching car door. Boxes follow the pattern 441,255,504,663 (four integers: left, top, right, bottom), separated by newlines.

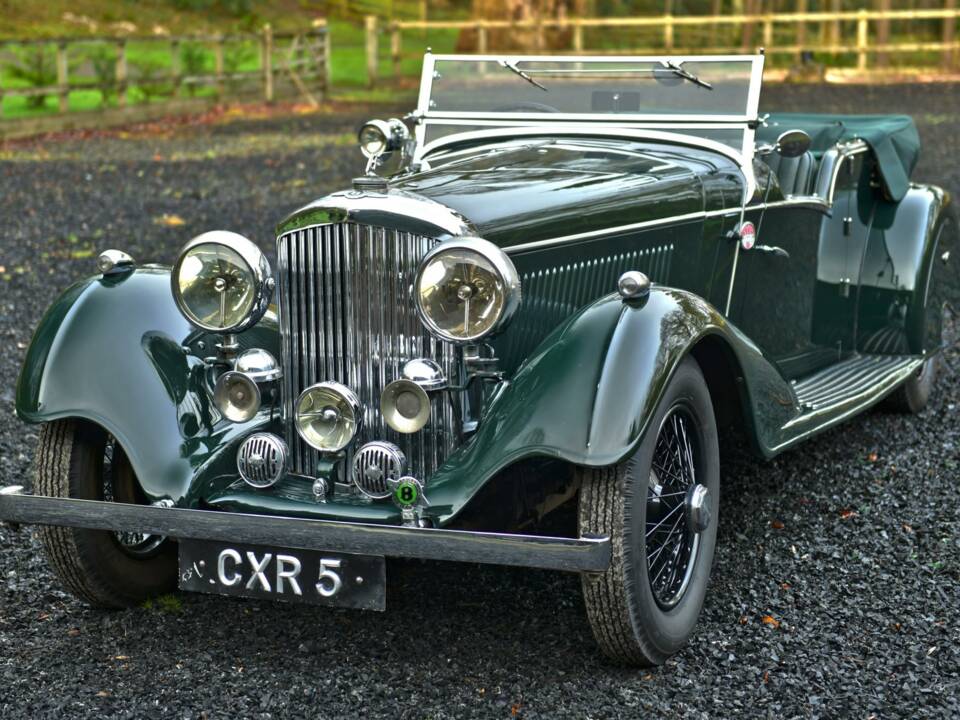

725,165,835,380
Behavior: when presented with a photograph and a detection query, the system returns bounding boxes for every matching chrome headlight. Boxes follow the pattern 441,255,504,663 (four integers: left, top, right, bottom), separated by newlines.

358,118,409,159
414,237,521,343
295,382,362,453
171,231,273,333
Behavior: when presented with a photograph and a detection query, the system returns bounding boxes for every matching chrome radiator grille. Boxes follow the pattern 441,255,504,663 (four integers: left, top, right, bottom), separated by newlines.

277,222,459,484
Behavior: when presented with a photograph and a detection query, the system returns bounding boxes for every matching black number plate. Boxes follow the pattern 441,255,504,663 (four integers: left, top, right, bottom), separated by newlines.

178,539,386,611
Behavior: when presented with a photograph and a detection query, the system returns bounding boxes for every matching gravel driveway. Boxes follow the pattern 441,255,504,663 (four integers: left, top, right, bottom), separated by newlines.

1,84,958,719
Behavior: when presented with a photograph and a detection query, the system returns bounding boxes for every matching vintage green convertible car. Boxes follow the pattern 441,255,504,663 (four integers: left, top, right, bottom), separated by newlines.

2,53,957,666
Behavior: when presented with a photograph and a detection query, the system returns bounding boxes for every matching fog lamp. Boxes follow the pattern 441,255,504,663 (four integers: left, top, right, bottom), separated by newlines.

295,382,362,452
213,371,261,423
381,379,431,434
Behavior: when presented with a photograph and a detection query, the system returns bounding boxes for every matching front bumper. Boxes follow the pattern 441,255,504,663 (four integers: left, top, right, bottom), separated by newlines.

0,486,610,573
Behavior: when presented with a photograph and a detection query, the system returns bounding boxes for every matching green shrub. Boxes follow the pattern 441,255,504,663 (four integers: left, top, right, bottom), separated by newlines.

87,46,117,106
132,58,172,102
179,42,208,96
6,46,56,109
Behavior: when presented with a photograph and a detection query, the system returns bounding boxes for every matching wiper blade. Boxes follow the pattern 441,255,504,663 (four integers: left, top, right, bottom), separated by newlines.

498,59,548,92
662,61,713,90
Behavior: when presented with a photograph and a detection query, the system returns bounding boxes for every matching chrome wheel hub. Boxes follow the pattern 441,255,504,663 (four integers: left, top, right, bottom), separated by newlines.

685,484,712,533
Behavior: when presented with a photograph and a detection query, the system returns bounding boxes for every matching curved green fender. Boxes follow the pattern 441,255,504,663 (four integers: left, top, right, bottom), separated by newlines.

16,267,278,505
426,287,797,524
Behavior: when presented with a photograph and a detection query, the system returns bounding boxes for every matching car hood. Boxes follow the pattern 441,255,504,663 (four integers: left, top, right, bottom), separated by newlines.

390,137,711,249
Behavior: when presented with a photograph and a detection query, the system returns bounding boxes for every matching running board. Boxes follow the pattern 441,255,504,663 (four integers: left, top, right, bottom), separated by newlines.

791,354,922,412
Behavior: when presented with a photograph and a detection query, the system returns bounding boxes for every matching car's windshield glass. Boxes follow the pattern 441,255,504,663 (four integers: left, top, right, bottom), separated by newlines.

422,56,760,121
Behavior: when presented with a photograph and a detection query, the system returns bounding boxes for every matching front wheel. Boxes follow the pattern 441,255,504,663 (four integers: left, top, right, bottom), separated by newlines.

34,420,176,608
578,357,719,666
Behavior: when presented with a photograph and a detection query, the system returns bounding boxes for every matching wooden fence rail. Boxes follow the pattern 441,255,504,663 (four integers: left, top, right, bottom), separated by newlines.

0,23,330,118
366,8,960,86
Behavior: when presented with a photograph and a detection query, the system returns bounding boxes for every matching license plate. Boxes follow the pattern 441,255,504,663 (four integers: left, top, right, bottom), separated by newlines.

178,539,386,611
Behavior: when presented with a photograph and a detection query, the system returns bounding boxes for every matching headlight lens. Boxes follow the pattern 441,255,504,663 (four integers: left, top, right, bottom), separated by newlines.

358,122,388,157
295,382,362,453
414,237,521,343
172,231,272,333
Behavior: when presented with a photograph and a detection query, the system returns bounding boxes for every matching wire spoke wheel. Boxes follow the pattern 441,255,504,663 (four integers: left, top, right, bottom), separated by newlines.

101,434,165,558
645,406,702,609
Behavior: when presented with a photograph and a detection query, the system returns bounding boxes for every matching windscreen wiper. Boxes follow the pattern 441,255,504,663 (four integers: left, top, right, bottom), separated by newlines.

662,61,713,90
498,60,548,91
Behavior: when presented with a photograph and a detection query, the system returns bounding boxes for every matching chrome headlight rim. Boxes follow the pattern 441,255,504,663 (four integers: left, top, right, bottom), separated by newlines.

413,236,521,344
171,230,273,334
294,381,364,454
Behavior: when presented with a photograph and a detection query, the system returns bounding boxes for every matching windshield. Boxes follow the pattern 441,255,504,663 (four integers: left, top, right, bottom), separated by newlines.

415,54,764,168
421,56,761,120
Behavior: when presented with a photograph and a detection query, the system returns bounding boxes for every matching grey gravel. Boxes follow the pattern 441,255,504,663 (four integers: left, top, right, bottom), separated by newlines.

1,85,959,718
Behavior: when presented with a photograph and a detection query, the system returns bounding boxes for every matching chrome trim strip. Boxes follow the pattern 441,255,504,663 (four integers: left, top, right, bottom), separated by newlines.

504,207,740,254
0,488,611,573
814,139,869,205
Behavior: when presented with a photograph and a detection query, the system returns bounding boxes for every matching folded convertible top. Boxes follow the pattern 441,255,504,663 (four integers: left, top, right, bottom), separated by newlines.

756,112,920,202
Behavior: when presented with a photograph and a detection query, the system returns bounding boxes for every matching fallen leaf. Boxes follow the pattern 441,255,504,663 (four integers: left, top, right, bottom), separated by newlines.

153,153,164,161
0,265,5,273
771,519,785,530
868,451,879,462
511,703,522,716
113,655,130,661
738,615,749,625
96,690,111,698
840,509,858,520
155,214,186,227
780,582,791,590
37,612,49,621
902,523,914,533
761,615,780,629
892,622,902,631
762,670,770,684
67,628,80,637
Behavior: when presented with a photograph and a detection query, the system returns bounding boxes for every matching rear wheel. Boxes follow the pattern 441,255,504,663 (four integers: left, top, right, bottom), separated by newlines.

578,358,719,666
35,420,176,608
884,302,952,414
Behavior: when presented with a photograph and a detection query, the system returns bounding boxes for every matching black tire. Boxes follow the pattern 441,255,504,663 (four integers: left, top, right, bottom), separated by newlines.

883,354,939,414
35,419,177,608
578,357,720,666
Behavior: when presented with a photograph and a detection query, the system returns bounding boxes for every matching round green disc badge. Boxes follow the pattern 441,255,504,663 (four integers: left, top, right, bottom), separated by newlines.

394,478,419,507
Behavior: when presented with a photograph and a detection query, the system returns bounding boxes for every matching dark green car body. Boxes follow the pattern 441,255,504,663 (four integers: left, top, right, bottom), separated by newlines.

16,112,958,530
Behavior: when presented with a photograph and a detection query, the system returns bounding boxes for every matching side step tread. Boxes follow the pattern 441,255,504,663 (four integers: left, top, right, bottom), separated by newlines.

792,354,921,411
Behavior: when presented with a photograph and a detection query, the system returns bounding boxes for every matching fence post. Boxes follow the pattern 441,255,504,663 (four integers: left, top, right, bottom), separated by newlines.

943,0,956,69
366,15,378,88
795,0,807,65
321,21,332,95
56,41,68,113
171,39,182,98
477,20,488,53
391,22,402,79
664,15,674,51
573,21,583,53
263,24,274,102
876,0,890,67
762,14,773,51
115,39,127,108
214,35,225,98
856,9,869,71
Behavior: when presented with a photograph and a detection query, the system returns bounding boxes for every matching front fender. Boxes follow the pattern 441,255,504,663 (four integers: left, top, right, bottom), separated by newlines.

16,267,278,505
427,287,795,524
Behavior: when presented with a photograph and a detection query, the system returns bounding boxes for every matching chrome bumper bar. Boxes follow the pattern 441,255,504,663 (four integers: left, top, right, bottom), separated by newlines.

0,487,610,573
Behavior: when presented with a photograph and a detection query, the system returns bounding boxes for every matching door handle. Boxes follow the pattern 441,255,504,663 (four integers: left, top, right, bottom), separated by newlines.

754,245,790,259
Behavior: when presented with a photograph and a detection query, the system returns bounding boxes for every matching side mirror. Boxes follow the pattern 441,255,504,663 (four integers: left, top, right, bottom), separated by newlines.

776,129,812,158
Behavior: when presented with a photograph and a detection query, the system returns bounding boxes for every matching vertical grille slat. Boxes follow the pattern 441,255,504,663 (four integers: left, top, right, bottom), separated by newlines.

277,222,458,485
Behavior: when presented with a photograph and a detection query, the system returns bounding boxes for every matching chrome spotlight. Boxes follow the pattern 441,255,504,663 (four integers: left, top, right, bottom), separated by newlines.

214,371,261,422
381,379,431,434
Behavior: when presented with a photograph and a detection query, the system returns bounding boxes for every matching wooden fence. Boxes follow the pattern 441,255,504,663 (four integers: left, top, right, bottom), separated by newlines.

0,23,330,118
366,8,960,86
